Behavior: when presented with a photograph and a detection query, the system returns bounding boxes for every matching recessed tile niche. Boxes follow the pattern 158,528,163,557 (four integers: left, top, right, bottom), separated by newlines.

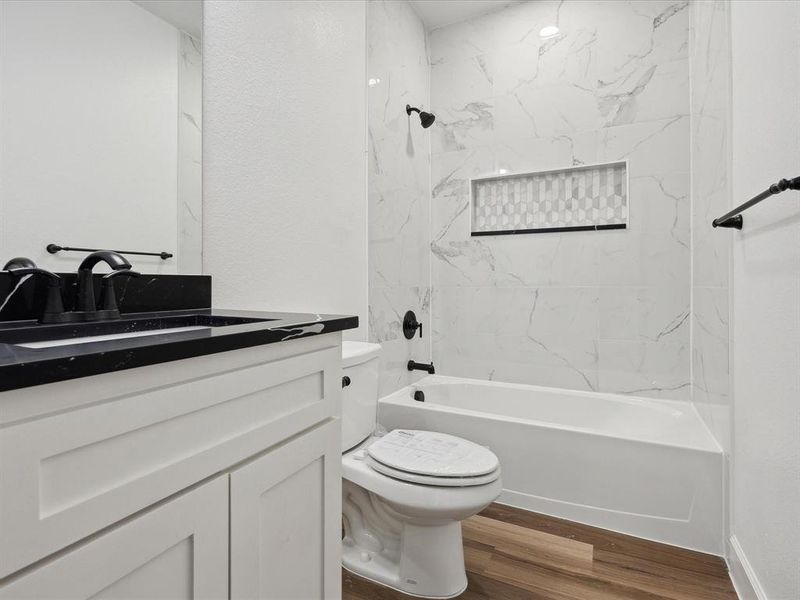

470,161,628,236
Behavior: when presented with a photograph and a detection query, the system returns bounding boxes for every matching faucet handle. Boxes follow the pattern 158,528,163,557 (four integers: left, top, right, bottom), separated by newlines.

4,265,65,320
102,269,140,280
5,266,61,282
100,269,140,313
403,310,424,339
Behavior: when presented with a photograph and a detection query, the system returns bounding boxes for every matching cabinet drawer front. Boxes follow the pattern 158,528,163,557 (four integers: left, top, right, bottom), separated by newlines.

0,343,341,578
0,477,228,599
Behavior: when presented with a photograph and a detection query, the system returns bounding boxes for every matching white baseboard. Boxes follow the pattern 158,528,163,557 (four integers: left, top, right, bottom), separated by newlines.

727,536,767,600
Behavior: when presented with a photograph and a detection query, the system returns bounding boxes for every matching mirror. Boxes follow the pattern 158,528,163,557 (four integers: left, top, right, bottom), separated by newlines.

0,0,202,274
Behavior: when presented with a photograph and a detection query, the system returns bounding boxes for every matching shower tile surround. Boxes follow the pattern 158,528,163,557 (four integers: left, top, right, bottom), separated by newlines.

689,1,731,453
426,0,692,399
177,31,203,274
368,1,695,401
367,0,431,396
471,162,628,234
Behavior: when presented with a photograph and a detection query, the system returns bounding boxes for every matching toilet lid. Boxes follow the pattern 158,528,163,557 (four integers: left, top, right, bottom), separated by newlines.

367,430,499,479
365,456,500,487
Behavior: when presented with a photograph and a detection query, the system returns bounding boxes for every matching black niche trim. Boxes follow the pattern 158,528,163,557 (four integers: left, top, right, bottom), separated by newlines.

471,223,626,237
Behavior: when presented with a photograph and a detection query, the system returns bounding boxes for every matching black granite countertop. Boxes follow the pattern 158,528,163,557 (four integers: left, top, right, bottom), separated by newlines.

0,309,358,392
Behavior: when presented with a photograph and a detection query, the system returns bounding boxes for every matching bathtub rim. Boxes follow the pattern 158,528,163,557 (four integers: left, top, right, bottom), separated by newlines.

382,375,722,455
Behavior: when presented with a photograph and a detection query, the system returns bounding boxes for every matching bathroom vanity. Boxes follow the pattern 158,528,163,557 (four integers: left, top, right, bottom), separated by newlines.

0,305,356,598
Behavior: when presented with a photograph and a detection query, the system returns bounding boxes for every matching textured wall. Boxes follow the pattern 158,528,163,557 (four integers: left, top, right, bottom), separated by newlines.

428,1,692,399
689,0,731,453
203,0,367,338
367,0,431,395
729,1,800,597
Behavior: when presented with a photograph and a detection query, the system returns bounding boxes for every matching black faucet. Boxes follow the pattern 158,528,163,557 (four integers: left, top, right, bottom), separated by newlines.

76,251,132,314
3,258,66,324
408,360,435,374
99,268,140,318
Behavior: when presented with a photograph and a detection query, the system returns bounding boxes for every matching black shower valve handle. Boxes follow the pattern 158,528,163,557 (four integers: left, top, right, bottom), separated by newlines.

403,310,424,340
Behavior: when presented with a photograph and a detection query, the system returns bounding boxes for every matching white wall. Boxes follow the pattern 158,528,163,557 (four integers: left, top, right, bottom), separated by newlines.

0,0,183,274
729,2,800,598
202,0,367,339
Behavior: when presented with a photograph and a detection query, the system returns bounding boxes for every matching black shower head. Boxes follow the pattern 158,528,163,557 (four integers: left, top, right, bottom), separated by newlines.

419,111,436,128
406,104,436,129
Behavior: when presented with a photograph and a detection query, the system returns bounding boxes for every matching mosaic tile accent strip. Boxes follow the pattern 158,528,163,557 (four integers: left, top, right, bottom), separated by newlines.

471,161,628,235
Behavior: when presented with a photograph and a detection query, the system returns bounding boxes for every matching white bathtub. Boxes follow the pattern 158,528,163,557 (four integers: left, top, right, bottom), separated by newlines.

378,375,724,555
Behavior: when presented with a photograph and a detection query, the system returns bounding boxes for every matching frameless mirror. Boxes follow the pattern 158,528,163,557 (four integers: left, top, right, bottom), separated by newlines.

0,0,202,273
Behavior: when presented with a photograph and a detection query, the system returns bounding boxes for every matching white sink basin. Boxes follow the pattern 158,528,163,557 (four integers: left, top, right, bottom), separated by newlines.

17,326,211,349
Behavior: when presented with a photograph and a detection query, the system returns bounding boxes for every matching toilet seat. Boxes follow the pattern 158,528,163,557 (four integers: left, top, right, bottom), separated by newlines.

365,456,500,487
365,430,500,487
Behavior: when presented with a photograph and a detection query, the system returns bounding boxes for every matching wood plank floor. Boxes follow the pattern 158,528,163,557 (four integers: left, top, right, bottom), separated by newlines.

342,503,738,600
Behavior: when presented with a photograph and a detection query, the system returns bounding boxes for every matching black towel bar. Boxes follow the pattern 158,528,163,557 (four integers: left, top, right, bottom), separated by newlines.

46,244,173,260
712,176,800,230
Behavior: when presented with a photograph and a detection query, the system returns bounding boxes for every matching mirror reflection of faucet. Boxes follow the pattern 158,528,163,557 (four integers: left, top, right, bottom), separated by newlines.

2,251,139,324
1,257,65,323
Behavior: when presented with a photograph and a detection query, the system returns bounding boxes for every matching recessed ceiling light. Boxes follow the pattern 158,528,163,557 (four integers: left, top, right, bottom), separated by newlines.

368,78,381,87
539,25,560,39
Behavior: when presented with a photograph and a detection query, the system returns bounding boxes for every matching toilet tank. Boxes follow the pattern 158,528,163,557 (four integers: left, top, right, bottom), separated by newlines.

341,341,381,451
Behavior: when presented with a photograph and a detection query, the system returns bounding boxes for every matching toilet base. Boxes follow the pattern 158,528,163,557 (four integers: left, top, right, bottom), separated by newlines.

342,480,469,599
342,563,468,600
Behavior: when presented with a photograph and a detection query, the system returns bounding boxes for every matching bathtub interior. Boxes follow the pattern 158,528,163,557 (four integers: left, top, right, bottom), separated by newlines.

396,375,720,452
377,375,724,555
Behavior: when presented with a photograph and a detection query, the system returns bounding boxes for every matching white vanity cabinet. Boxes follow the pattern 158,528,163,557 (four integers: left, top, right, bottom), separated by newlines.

230,420,341,600
0,333,344,599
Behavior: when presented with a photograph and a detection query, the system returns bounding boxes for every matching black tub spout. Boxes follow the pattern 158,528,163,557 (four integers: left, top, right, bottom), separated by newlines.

408,360,435,374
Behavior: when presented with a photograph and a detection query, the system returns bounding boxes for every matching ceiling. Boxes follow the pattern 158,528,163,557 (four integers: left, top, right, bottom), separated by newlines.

132,0,202,39
409,0,522,31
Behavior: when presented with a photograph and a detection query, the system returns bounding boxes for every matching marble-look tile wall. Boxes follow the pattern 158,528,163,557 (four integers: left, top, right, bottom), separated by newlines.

690,0,731,451
367,0,431,395
178,32,203,274
429,1,692,399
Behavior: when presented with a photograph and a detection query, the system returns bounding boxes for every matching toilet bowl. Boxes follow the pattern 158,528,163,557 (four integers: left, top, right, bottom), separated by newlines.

340,342,502,599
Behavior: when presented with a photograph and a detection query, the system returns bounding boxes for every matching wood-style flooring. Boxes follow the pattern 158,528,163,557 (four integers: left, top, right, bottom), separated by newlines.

342,503,737,600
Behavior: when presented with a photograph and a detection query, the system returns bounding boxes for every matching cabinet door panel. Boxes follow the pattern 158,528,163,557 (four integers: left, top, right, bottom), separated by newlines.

0,477,228,600
0,337,341,577
231,420,341,600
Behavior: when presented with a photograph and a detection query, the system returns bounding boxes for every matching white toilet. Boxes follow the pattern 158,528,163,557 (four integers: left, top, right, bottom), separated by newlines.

340,342,502,599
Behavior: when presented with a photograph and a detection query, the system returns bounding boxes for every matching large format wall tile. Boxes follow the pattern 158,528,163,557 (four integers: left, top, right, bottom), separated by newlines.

689,0,731,451
369,285,431,396
367,0,431,395
429,0,692,400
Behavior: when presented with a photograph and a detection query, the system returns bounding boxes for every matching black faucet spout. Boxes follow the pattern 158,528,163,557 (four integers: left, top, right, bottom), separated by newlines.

77,251,133,314
78,250,131,273
408,360,435,374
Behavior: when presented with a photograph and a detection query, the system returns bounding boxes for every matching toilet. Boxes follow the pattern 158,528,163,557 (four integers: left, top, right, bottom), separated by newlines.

340,342,502,599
